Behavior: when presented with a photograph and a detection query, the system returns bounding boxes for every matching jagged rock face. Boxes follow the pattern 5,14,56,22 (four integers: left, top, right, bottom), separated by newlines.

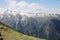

0,10,60,40
21,17,58,40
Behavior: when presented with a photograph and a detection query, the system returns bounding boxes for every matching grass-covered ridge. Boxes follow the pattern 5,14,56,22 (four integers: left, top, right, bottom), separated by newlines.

0,22,45,40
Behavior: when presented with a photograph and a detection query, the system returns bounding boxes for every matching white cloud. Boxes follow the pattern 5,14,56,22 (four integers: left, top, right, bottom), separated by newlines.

16,1,29,12
0,8,5,14
49,8,60,14
5,0,48,13
28,3,48,13
1,0,59,14
17,1,28,8
5,0,16,11
0,8,3,12
16,1,48,13
54,8,60,13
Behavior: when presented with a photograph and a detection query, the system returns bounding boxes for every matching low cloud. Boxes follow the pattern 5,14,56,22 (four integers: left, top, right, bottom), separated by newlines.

54,8,60,13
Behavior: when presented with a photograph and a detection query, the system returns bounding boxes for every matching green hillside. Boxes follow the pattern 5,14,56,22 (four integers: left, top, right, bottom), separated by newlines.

0,22,45,40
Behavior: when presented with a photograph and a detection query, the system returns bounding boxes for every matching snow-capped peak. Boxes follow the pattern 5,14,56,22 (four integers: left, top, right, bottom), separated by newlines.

0,10,60,19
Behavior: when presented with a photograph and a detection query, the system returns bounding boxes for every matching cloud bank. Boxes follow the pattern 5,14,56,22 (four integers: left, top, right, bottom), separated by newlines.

0,0,60,14
4,0,48,13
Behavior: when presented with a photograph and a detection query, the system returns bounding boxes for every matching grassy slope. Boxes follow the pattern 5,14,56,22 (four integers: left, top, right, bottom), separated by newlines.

0,24,45,40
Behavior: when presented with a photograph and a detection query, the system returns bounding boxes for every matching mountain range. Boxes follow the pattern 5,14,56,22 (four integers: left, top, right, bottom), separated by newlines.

0,10,60,40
